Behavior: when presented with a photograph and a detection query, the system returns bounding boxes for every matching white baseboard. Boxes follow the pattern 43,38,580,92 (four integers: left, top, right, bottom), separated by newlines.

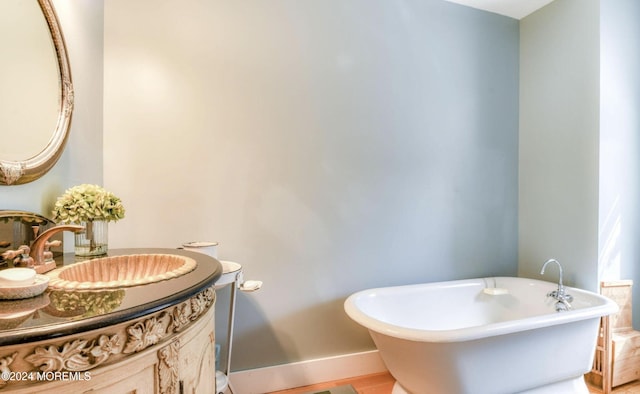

228,350,388,394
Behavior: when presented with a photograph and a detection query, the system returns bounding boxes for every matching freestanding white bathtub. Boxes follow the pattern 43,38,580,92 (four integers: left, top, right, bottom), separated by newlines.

344,277,618,394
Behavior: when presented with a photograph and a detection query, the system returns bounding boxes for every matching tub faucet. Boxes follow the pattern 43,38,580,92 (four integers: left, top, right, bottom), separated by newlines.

540,258,573,311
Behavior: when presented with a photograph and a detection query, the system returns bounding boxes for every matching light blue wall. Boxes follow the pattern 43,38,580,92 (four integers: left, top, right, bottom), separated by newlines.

600,0,640,328
102,0,519,371
200,0,520,370
518,0,600,291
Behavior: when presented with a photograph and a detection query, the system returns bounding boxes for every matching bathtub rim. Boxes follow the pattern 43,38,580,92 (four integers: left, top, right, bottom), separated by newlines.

344,276,618,343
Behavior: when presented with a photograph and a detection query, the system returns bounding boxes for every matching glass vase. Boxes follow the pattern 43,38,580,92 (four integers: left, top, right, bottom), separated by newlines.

75,220,108,257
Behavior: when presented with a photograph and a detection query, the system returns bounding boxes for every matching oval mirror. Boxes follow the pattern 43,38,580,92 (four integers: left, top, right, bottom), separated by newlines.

0,0,73,185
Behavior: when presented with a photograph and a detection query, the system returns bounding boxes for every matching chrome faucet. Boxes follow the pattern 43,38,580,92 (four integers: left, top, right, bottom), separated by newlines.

540,258,573,311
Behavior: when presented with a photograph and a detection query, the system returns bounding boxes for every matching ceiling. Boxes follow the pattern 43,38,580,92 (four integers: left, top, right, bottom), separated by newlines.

444,0,556,19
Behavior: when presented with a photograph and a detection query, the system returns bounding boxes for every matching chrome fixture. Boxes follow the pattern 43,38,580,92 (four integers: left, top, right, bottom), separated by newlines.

540,258,573,312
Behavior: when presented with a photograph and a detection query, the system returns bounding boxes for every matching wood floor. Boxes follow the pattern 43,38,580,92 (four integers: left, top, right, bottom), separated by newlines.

589,380,640,394
267,373,640,394
268,372,395,394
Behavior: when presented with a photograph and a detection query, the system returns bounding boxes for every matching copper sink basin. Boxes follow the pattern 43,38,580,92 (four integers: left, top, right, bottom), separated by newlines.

47,254,197,290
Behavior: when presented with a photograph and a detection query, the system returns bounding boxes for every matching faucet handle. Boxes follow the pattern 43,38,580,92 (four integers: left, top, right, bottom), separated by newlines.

555,300,571,312
41,240,61,263
1,245,30,260
44,240,62,250
1,245,34,268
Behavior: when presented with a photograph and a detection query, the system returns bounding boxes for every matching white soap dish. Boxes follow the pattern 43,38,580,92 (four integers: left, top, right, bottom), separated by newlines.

0,275,50,300
483,287,509,295
240,280,263,292
0,268,36,287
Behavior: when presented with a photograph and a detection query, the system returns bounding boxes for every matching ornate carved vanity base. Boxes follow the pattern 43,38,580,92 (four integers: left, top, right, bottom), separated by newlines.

0,286,216,394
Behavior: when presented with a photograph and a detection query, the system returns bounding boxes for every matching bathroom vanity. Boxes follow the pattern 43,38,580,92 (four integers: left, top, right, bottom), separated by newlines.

0,248,222,394
1,2,222,390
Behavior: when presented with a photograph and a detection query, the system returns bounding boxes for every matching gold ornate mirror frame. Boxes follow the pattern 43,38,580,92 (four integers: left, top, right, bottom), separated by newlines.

0,0,73,185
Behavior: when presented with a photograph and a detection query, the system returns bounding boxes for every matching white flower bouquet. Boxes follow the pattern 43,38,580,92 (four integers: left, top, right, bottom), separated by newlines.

52,184,125,223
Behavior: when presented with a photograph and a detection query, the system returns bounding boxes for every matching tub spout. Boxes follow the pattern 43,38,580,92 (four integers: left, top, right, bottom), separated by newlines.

540,258,573,310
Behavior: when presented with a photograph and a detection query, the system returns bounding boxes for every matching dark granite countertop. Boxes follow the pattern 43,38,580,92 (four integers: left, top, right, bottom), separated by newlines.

0,248,222,346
